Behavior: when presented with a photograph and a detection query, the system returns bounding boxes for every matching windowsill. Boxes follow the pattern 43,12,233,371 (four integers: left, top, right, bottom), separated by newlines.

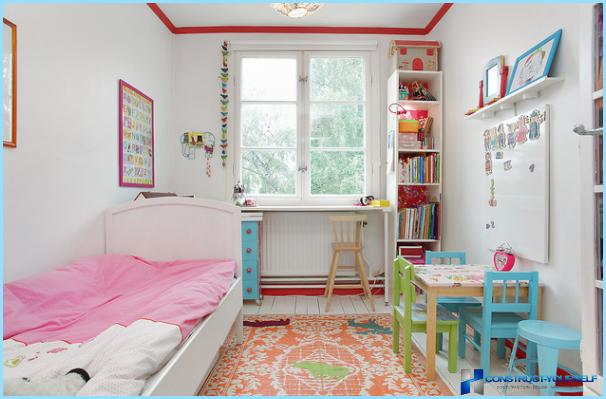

239,205,391,212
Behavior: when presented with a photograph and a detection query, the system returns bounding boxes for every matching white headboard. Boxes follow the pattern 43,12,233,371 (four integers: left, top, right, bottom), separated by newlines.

105,197,242,277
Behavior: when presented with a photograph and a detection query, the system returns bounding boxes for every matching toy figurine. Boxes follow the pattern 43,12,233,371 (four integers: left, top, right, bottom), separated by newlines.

232,181,246,206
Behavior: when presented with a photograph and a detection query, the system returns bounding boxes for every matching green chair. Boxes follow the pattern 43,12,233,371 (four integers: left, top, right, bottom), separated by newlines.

425,251,482,351
392,256,460,373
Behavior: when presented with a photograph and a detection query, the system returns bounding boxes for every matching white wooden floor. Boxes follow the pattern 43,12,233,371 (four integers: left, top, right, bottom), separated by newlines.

244,295,540,396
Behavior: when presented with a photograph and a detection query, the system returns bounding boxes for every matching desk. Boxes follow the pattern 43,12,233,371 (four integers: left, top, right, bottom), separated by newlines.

241,205,391,304
412,264,543,380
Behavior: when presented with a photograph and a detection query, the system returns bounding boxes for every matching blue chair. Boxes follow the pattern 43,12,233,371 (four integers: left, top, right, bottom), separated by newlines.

458,270,540,378
503,320,583,396
425,251,482,351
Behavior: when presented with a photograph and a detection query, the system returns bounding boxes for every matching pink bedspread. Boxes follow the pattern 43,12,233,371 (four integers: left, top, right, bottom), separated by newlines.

3,254,237,345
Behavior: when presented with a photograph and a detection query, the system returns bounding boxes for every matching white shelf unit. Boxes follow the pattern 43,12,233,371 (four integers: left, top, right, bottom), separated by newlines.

386,69,443,263
466,76,565,120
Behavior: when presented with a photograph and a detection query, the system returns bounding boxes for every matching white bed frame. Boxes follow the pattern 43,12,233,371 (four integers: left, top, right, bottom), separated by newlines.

105,197,244,396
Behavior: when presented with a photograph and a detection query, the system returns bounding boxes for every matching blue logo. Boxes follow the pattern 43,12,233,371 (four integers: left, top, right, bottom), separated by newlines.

461,369,484,395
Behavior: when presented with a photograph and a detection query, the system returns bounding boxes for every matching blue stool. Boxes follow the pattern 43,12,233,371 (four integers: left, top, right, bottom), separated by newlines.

503,320,583,396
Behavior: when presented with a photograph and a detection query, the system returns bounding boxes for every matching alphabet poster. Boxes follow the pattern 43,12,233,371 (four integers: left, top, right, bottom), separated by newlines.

119,80,154,187
483,105,549,263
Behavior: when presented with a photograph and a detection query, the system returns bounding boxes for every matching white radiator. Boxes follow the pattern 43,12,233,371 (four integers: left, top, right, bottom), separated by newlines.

261,212,359,278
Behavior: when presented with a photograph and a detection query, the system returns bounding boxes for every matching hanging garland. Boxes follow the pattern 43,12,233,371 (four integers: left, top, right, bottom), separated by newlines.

220,40,229,167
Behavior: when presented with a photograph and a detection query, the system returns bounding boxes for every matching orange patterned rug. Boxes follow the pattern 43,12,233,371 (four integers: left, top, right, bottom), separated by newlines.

198,314,453,396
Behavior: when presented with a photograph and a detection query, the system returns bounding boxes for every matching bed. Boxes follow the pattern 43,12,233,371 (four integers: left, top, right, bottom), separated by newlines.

3,197,244,396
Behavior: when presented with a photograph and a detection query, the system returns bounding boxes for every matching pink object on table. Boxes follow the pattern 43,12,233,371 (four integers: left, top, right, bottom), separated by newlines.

494,251,515,271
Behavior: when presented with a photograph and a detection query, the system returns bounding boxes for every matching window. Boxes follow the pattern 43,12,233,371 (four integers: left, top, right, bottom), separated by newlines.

235,50,372,204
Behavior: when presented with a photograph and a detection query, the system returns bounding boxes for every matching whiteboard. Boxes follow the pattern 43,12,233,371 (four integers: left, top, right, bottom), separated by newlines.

483,105,549,263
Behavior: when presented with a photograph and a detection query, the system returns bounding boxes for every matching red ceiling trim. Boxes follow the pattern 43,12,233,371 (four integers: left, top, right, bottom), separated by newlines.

148,3,452,36
423,3,453,34
147,3,176,34
174,26,427,35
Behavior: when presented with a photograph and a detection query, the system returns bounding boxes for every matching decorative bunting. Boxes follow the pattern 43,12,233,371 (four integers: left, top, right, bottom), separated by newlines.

219,40,229,167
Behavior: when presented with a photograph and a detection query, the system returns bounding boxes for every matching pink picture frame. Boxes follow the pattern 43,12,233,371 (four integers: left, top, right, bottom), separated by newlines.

119,79,154,187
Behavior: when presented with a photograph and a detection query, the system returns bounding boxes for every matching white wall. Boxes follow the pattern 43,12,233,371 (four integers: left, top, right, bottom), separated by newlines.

431,3,589,371
2,4,174,282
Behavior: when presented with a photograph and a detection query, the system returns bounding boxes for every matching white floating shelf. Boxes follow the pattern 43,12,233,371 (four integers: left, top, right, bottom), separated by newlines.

466,76,565,120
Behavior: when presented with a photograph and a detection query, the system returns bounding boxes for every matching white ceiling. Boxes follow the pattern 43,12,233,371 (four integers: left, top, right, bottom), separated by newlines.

155,3,446,29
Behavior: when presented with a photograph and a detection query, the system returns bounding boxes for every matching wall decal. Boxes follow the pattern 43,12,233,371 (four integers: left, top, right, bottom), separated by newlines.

488,178,497,207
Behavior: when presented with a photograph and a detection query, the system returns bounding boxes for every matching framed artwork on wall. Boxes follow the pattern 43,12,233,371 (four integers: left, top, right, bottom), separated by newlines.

3,18,17,148
483,55,506,105
506,29,562,96
119,79,154,187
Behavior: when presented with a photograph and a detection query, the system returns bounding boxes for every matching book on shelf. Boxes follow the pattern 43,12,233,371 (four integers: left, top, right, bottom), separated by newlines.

420,116,433,135
398,153,440,184
418,117,434,149
397,202,440,240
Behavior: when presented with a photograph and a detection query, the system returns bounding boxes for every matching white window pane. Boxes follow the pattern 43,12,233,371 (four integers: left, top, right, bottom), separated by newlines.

241,103,296,148
310,103,364,148
242,150,296,195
310,57,365,101
310,151,364,195
241,58,297,101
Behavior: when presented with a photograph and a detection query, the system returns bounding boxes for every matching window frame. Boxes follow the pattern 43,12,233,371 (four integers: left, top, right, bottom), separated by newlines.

232,48,375,206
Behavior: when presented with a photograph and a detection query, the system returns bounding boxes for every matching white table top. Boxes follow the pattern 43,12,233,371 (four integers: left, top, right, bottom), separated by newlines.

413,264,542,288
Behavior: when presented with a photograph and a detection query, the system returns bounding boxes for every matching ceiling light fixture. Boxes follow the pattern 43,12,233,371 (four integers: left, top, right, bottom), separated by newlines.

270,3,324,18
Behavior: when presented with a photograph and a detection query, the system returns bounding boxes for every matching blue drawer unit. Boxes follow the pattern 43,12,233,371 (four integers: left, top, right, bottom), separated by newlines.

241,217,261,303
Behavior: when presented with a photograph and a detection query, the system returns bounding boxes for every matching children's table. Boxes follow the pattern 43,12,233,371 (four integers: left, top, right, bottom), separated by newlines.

412,264,544,380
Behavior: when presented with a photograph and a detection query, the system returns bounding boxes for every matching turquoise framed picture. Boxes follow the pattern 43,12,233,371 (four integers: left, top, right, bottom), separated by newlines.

506,29,562,96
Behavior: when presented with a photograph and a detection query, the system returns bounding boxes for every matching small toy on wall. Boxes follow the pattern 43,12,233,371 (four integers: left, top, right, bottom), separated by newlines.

203,132,215,177
219,40,229,167
181,131,216,177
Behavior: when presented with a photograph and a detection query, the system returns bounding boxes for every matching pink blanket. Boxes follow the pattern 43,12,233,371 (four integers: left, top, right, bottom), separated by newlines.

4,254,237,345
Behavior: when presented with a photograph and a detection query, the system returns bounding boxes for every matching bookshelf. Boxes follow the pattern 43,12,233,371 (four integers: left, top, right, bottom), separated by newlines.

386,70,443,265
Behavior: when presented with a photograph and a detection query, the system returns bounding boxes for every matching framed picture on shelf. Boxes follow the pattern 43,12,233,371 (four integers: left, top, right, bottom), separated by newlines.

119,79,154,187
3,18,17,148
506,29,562,96
483,55,506,105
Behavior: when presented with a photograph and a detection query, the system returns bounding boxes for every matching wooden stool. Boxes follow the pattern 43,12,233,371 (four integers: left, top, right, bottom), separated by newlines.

324,214,375,312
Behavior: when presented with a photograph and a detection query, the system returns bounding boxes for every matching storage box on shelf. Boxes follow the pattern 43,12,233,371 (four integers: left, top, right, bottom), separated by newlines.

387,69,443,263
